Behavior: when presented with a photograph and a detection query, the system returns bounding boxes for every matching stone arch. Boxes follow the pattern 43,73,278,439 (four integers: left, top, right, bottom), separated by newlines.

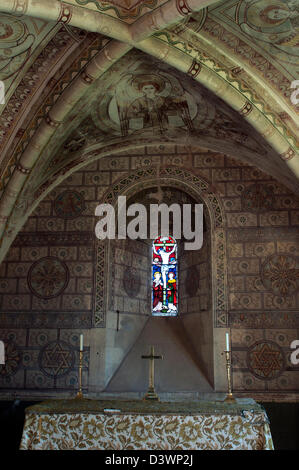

94,166,228,329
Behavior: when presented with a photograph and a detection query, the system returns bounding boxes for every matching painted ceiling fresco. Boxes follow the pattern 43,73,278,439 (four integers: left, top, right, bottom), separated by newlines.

208,0,299,79
0,15,59,101
72,0,169,20
24,51,275,196
0,0,298,262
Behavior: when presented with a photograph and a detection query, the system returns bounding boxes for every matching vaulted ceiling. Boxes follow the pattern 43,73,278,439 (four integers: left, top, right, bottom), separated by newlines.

0,0,298,261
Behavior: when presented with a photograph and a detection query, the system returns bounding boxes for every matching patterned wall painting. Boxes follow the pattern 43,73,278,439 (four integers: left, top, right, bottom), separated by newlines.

0,148,298,398
0,0,298,400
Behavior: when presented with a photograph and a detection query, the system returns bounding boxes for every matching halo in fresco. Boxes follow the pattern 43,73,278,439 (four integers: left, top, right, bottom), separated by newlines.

0,14,34,80
241,183,275,212
237,0,299,64
0,15,26,42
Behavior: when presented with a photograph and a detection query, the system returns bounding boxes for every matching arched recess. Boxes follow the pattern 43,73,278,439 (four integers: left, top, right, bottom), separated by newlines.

92,166,228,392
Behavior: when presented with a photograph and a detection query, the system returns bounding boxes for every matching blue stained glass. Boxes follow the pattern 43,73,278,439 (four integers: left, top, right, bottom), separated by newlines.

152,236,178,316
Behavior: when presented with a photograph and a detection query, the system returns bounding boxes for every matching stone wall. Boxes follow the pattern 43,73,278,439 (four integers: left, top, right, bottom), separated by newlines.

0,144,298,400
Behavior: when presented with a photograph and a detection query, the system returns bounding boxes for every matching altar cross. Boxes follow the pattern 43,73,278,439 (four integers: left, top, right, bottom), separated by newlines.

141,346,163,401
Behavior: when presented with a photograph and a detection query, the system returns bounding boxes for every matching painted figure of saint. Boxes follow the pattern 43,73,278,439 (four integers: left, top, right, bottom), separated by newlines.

0,16,34,80
116,72,195,136
239,0,299,56
153,271,163,312
127,77,169,133
167,272,177,312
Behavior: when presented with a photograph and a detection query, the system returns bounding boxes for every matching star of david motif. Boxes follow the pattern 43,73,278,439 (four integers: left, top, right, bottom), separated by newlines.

39,341,74,378
247,341,285,380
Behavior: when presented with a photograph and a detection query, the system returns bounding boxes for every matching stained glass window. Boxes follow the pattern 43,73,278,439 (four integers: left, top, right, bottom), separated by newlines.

152,236,178,316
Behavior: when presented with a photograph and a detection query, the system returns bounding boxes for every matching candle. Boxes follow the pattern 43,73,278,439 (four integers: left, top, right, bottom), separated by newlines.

80,334,83,351
226,332,230,351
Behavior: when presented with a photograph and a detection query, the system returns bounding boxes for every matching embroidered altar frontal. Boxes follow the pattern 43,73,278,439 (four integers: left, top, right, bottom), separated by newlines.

20,399,274,450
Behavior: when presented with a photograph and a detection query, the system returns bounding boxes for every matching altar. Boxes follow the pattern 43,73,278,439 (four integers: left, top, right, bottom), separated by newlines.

19,398,274,450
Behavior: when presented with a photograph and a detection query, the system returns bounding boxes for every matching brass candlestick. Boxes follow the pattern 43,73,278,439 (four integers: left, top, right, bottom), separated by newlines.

224,350,236,403
76,350,83,399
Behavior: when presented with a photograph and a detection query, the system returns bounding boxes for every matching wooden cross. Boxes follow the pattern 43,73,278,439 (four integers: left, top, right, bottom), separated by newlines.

141,346,163,401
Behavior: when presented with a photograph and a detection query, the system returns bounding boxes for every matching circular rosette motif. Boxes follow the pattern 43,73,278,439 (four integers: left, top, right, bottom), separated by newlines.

261,254,299,297
242,183,275,212
28,256,69,299
0,341,21,377
39,340,75,378
247,340,285,380
54,190,85,218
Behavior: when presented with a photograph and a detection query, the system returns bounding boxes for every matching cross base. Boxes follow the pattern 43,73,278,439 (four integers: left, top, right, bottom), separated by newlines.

224,393,236,403
143,386,160,401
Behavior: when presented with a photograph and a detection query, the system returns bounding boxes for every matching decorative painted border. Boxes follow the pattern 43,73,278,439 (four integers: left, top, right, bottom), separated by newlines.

0,312,92,329
229,311,299,329
94,240,107,327
202,16,295,105
75,0,160,20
